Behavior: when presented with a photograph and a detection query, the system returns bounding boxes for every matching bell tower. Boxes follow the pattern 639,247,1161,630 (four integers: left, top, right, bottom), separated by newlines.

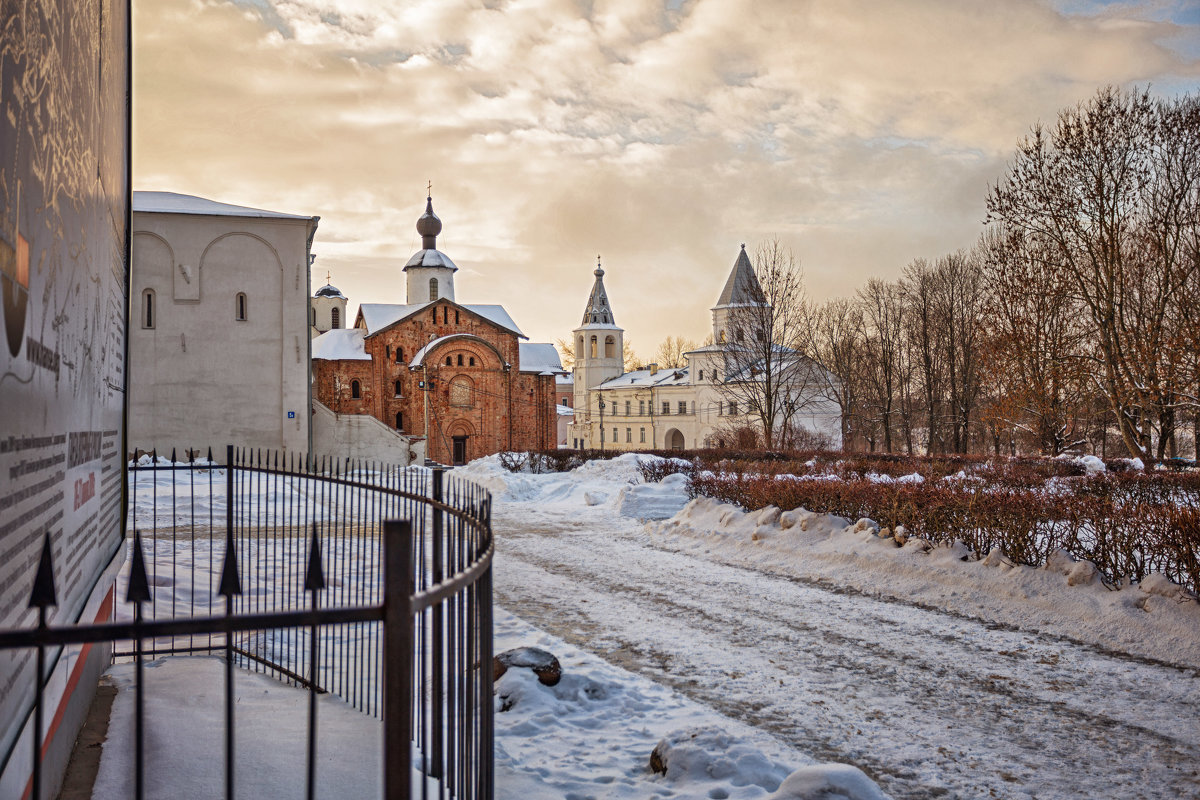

571,258,624,444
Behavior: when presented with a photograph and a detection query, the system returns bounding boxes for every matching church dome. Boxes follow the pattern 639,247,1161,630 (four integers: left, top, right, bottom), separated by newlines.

416,196,442,247
314,283,345,299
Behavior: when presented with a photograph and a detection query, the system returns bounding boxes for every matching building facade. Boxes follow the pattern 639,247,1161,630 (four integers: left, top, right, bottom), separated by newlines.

569,247,842,451
128,192,319,457
311,197,562,465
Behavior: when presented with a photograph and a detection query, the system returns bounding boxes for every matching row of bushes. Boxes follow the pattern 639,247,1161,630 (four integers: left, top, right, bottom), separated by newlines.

683,471,1200,596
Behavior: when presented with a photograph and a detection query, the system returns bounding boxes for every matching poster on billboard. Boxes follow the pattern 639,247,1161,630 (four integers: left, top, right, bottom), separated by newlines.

0,0,129,765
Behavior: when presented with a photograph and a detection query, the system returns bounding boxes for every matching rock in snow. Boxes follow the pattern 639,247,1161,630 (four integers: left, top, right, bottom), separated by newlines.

494,646,563,686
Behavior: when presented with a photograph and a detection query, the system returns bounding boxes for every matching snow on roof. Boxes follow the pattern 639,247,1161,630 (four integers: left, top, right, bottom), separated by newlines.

314,284,346,299
519,343,565,374
410,333,508,368
556,404,575,416
133,191,311,221
357,302,525,338
598,366,689,389
556,374,574,386
403,249,459,272
311,328,370,361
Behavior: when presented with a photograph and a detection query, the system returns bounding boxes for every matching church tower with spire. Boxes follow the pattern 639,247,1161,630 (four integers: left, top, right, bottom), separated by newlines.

572,257,624,419
711,243,766,344
404,195,458,304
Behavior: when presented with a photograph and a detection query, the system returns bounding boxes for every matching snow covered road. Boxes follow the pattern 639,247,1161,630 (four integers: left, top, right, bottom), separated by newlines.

475,460,1200,800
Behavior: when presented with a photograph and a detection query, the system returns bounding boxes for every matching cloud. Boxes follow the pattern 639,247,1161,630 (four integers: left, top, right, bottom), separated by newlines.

134,0,1200,351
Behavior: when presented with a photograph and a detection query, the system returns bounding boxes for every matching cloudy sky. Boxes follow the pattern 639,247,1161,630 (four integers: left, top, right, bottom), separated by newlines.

134,0,1200,354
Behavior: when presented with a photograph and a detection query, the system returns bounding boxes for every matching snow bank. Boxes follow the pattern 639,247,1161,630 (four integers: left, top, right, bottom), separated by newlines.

652,496,1200,668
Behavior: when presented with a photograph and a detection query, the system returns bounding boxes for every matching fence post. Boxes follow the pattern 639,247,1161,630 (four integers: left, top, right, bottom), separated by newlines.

383,519,413,800
431,469,444,782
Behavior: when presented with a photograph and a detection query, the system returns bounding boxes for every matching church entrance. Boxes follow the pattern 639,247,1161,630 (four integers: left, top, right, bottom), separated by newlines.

666,429,685,450
452,435,467,465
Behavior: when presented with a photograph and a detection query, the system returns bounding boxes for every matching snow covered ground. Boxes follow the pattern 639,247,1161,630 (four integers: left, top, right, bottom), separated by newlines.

459,453,1200,800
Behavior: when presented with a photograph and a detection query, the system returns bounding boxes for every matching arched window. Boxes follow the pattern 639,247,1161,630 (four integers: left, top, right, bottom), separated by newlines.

590,336,597,358
395,412,403,430
605,336,615,358
718,329,725,343
394,380,402,396
396,347,403,363
142,289,155,329
457,354,463,366
386,345,391,359
445,356,452,366
469,356,475,366
235,292,247,321
430,278,439,301
331,307,340,329
449,376,473,407
350,379,361,399
454,309,460,324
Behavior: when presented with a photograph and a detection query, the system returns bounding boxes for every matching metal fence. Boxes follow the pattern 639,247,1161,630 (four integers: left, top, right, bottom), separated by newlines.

0,445,494,800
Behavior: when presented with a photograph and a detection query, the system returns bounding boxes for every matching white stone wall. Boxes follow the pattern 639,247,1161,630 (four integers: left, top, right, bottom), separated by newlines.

311,400,421,466
128,211,316,456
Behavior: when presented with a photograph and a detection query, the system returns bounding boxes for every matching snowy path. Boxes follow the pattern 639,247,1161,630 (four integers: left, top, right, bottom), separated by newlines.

491,506,1200,800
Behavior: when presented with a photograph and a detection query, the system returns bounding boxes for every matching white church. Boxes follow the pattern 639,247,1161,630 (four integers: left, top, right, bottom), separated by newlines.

568,247,843,451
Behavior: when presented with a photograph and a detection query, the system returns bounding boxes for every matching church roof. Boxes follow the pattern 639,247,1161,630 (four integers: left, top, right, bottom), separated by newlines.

714,244,765,307
133,191,312,220
311,328,370,360
518,343,565,374
580,259,616,326
403,249,459,271
357,301,525,338
314,283,345,299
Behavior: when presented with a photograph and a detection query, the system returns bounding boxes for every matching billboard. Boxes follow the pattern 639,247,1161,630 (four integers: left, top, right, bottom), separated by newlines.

0,0,130,772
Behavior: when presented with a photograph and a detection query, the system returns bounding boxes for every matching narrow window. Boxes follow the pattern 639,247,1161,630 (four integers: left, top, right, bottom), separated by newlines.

624,400,630,416
678,401,687,415
395,412,403,430
698,370,704,381
430,278,439,301
626,428,631,443
443,307,448,324
639,400,645,415
457,354,463,366
396,347,404,363
640,428,646,443
386,345,392,359
394,380,402,397
142,288,155,329
729,401,738,416
445,356,452,366
351,380,361,399
605,336,615,358
454,309,460,324
331,307,340,329
235,292,247,321
590,336,597,358
612,427,617,443
431,308,437,322
469,356,475,366
662,401,670,415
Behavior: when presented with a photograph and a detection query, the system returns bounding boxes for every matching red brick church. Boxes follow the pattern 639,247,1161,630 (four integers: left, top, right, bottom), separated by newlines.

311,197,563,465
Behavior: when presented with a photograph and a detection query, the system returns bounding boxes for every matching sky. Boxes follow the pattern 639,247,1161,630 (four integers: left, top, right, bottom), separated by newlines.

134,0,1200,355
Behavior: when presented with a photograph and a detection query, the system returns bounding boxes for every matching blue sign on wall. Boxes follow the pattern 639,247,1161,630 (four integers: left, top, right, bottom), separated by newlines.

287,411,296,419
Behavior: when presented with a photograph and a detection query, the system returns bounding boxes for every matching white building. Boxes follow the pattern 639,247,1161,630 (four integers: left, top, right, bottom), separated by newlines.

311,273,348,337
569,247,843,451
128,191,319,457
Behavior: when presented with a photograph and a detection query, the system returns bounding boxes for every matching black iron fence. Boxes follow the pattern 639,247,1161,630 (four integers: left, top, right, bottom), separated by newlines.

0,446,494,800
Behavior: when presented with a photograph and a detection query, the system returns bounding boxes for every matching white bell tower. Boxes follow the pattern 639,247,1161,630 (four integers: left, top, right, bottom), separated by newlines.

570,258,623,446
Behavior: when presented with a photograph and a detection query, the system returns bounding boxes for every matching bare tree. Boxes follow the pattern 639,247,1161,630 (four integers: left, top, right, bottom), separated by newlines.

555,337,576,370
857,278,905,452
652,336,698,369
810,298,867,451
716,239,821,449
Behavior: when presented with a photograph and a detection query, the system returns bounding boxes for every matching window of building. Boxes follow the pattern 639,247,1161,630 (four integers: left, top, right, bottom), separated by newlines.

469,356,475,366
443,307,449,324
142,288,155,329
639,400,645,415
235,292,247,321
351,380,361,399
445,356,452,366
678,401,687,415
431,308,437,322
590,336,598,358
330,307,340,329
728,401,738,416
457,353,464,366
562,396,571,407
624,400,630,416
662,401,670,415
394,380,402,397
639,428,646,443
612,427,617,443
698,369,704,381
396,347,404,363
454,309,460,324
386,345,391,359
449,376,474,407
626,428,631,443
395,412,403,430
605,336,615,358
430,278,439,301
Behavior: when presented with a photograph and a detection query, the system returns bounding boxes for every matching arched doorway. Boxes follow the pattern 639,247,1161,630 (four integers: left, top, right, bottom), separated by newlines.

666,428,685,450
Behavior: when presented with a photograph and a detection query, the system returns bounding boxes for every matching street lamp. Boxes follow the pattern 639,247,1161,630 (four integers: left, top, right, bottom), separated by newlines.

598,398,606,452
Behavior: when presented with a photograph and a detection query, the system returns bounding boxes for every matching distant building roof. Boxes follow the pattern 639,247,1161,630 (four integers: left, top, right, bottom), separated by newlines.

714,244,765,308
580,258,618,327
598,366,689,389
311,329,370,361
132,191,312,221
518,343,565,374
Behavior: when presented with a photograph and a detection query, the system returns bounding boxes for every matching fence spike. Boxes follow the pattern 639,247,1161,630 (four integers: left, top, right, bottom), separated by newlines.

28,532,57,610
126,533,152,604
305,524,326,592
170,447,177,464
218,537,243,597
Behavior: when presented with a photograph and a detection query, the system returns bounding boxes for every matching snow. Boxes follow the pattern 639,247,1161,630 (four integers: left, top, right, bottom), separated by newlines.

311,328,370,360
132,190,311,220
518,342,565,373
403,248,459,270
356,301,525,337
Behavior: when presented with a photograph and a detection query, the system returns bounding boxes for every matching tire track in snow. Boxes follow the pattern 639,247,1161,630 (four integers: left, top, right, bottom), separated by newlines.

492,510,1200,800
